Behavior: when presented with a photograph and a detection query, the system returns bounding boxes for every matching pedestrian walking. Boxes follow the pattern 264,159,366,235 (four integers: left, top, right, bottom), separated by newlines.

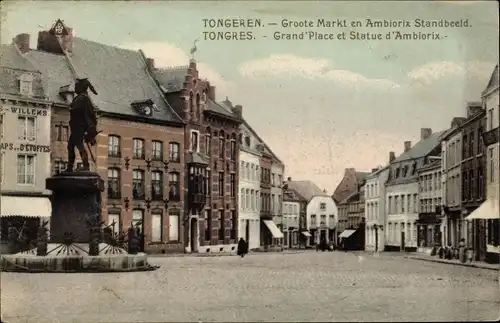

237,237,248,258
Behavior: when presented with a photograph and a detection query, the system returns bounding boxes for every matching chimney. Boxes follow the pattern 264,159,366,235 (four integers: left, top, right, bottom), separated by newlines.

13,33,30,53
389,151,396,163
208,85,216,101
420,128,432,140
287,177,291,181
232,104,243,119
146,58,155,71
404,141,412,152
466,102,483,118
345,168,355,174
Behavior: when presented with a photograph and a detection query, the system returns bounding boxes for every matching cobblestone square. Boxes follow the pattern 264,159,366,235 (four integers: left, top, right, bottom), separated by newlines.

1,252,499,322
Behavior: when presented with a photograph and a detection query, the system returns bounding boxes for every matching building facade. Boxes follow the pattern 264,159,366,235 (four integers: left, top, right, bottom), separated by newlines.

282,199,300,248
271,160,284,246
22,23,187,253
364,165,390,252
416,160,442,253
0,42,52,252
385,128,443,252
153,61,241,254
468,65,500,263
236,116,263,250
441,119,465,247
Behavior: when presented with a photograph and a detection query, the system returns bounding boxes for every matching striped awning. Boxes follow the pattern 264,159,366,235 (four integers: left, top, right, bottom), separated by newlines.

1,195,51,218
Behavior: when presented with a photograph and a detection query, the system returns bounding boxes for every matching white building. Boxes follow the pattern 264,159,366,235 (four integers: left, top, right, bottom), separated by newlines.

385,129,444,252
237,121,264,250
364,165,390,252
416,160,442,253
0,42,52,253
467,64,499,264
282,200,300,248
287,180,337,245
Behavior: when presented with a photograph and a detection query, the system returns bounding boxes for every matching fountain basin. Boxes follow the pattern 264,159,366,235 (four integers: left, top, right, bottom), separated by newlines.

0,243,157,273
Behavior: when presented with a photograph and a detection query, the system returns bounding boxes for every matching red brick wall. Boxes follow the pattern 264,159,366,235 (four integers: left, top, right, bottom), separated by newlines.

50,106,186,252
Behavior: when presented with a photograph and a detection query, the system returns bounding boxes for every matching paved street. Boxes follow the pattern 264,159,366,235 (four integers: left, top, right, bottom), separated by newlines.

1,251,498,322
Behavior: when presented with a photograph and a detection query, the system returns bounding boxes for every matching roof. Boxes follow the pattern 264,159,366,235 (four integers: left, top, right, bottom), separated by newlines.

222,97,284,164
366,165,390,179
286,180,328,201
355,171,370,183
482,64,499,97
393,130,446,162
152,67,188,93
25,37,183,124
0,44,38,72
207,99,235,118
283,187,307,202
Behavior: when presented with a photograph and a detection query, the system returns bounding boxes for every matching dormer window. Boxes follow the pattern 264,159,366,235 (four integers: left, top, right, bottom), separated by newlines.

19,73,33,97
245,136,251,147
131,99,155,117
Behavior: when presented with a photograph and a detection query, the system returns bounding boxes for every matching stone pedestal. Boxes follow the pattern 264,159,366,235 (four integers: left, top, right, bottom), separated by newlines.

46,171,104,243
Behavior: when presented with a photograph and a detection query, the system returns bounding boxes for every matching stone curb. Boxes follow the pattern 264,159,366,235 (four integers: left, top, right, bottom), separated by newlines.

149,250,309,258
405,255,500,271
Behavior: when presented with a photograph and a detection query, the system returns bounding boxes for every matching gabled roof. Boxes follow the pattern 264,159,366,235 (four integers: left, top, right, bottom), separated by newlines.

221,98,284,165
355,171,370,183
286,180,328,201
283,187,307,202
25,38,183,124
366,165,390,179
482,64,499,97
393,130,446,162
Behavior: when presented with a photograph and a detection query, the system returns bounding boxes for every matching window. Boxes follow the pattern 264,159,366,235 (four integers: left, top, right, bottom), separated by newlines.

107,213,120,236
230,210,237,240
169,142,180,162
278,174,282,187
230,173,236,197
469,131,474,157
151,211,163,242
108,135,121,157
168,209,180,241
132,138,145,159
190,130,199,152
478,127,483,155
205,170,211,195
244,136,250,147
205,133,211,155
463,135,468,158
19,73,33,96
107,168,121,199
152,141,163,161
132,169,145,199
17,154,35,184
230,136,236,160
132,209,144,232
218,172,224,196
18,116,36,141
487,219,499,246
205,209,212,241
490,148,495,183
320,203,326,210
151,171,163,200
56,124,69,142
219,210,225,240
488,108,493,130
168,172,180,201
219,132,225,159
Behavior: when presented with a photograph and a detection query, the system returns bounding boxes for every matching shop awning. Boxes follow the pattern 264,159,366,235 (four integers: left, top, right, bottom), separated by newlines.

465,199,499,221
338,229,356,239
263,220,284,238
301,231,312,237
0,195,51,218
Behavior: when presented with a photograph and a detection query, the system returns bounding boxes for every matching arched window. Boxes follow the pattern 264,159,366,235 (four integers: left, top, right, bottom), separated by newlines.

205,127,211,155
196,93,201,117
218,130,225,159
189,91,195,119
230,133,237,160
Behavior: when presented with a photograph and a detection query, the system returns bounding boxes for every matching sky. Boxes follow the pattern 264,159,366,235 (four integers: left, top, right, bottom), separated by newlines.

1,0,498,193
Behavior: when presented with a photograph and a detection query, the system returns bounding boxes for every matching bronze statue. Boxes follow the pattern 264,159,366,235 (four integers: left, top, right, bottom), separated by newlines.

66,78,98,172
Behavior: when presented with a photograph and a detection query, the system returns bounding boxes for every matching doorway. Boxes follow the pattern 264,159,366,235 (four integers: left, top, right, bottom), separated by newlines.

245,220,250,242
190,218,198,253
400,232,405,251
320,229,326,243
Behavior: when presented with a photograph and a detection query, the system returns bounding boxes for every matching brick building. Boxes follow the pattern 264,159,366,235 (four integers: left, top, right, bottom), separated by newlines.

16,21,187,252
259,150,274,249
152,60,241,254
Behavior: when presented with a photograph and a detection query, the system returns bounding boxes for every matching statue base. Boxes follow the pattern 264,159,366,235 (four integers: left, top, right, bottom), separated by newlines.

46,171,104,243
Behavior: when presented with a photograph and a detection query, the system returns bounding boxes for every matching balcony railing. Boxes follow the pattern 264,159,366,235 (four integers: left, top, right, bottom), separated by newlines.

482,127,499,146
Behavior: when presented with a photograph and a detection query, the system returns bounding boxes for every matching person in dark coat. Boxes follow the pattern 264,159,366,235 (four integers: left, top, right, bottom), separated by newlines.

237,238,248,258
66,78,98,172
